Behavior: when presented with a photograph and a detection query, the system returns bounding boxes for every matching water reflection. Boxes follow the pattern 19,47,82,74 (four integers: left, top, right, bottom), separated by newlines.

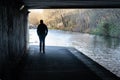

93,36,120,49
103,36,120,49
29,29,120,77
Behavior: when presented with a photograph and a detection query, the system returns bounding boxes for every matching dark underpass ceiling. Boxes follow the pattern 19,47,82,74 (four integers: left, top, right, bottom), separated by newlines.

23,0,120,9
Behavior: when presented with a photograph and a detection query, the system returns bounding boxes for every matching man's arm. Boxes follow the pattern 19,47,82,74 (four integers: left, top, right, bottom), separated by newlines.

37,26,39,35
45,25,48,35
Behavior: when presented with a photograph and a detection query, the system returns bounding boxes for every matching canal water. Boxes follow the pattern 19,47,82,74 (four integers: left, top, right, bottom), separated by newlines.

29,29,120,77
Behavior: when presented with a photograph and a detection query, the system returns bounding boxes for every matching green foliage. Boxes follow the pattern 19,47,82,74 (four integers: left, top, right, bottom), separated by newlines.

91,20,120,38
109,23,120,37
90,28,101,35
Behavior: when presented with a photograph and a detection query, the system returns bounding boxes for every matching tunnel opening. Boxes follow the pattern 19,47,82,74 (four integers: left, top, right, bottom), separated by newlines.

27,9,120,78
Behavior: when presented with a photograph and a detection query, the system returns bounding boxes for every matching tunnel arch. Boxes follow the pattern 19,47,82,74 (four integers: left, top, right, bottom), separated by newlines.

0,0,120,78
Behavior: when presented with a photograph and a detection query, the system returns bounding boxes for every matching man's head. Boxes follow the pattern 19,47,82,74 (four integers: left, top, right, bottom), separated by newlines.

40,20,43,24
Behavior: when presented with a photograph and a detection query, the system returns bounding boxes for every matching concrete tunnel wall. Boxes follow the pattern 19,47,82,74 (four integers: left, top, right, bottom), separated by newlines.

0,1,29,76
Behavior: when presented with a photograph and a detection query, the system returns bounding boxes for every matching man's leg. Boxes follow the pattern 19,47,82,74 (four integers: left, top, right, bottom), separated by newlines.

40,41,42,53
43,37,45,53
39,36,42,53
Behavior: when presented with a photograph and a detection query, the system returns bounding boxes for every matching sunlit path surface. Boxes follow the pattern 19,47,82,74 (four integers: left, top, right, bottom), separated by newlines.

29,29,120,77
29,29,71,46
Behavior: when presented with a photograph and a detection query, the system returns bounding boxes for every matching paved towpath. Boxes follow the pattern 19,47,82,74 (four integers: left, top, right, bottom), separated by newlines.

2,45,120,80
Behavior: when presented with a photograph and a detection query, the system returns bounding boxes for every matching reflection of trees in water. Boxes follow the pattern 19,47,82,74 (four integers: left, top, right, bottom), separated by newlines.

93,35,120,49
103,36,120,49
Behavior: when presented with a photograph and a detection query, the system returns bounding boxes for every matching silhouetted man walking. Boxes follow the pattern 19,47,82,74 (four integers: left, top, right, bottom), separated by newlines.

37,20,48,53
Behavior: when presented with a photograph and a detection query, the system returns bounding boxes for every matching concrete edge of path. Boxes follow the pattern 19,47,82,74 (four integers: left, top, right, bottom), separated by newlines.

68,47,120,80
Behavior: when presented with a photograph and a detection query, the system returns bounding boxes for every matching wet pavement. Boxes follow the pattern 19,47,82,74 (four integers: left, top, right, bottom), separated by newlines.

1,45,120,80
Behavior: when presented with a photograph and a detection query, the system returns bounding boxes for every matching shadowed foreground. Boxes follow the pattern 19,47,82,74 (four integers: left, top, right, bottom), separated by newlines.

1,45,120,80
